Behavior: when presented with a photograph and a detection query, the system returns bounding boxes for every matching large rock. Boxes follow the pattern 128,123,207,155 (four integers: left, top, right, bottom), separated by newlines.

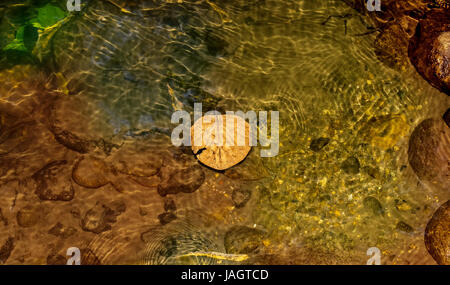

409,10,450,95
408,118,450,190
425,200,449,265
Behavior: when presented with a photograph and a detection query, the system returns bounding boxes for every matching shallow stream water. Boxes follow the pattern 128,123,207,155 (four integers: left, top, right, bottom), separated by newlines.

0,0,449,264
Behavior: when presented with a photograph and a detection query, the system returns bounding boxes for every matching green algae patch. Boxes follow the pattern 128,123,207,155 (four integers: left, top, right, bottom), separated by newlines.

32,4,66,29
1,3,68,68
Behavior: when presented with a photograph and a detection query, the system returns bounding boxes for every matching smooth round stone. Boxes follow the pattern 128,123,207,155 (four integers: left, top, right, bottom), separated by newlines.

408,118,450,191
191,115,252,171
425,200,449,265
408,10,450,95
72,156,110,188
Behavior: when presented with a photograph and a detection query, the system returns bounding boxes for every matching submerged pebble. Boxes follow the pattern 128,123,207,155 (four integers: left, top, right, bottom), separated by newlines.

33,160,75,201
52,129,92,154
232,188,252,208
341,156,360,175
72,156,110,189
310,137,330,152
80,201,126,234
363,196,384,216
396,221,413,233
158,212,177,225
363,166,381,180
16,205,42,228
